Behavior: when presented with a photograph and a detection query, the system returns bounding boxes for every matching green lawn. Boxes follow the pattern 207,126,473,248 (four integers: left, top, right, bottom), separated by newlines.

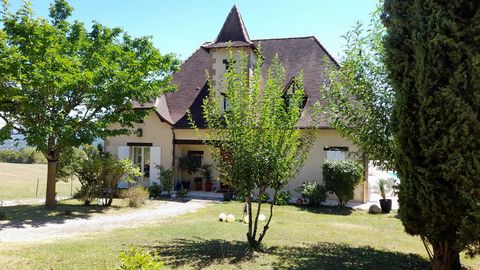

1,201,479,270
0,199,135,222
0,162,81,200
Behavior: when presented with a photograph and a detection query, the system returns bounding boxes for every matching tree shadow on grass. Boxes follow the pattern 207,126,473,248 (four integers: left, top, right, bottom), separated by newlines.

147,237,252,269
0,202,120,229
298,205,354,216
271,242,430,270
146,238,430,270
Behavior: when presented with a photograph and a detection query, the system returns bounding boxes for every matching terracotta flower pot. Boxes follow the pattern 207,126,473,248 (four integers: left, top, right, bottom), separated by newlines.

205,181,212,192
296,197,303,206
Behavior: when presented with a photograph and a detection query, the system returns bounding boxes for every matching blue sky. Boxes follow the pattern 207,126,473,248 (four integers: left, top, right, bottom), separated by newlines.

6,0,378,61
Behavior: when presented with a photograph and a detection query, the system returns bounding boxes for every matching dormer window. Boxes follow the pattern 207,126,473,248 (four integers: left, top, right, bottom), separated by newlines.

283,79,307,109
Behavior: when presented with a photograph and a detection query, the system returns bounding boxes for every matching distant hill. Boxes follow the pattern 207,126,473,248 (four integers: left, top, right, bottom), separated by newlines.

0,134,27,150
0,134,103,150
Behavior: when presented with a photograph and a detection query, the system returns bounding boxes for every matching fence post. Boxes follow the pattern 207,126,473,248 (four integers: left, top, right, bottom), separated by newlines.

71,177,73,196
36,178,39,198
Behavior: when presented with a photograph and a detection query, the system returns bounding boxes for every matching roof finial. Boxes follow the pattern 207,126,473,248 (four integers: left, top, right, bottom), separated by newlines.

206,4,252,46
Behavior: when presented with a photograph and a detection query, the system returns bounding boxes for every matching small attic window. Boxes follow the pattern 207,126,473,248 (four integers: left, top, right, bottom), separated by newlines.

221,93,230,111
283,79,307,109
222,59,235,70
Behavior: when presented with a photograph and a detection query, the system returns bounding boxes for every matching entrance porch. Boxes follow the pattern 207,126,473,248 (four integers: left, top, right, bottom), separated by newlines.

173,140,222,192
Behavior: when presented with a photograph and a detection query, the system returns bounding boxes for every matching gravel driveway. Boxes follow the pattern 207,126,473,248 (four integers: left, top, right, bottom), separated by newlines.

0,199,211,243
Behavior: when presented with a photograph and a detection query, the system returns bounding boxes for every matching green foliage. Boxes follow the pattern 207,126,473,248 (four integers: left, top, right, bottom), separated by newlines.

274,190,292,206
202,164,213,182
0,147,46,164
377,178,393,200
295,182,327,206
156,165,174,195
60,145,141,206
0,149,20,163
383,0,480,267
73,183,97,206
320,3,395,170
192,49,317,249
176,187,188,198
0,0,179,207
258,193,270,203
148,183,162,199
120,186,149,208
178,155,201,175
118,247,163,270
323,160,363,207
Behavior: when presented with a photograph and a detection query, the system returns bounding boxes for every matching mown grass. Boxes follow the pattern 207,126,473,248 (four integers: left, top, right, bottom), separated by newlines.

0,201,478,269
0,199,122,223
0,162,81,200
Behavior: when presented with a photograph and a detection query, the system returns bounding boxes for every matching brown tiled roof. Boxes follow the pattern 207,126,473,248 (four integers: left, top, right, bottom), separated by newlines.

160,36,337,128
157,47,211,124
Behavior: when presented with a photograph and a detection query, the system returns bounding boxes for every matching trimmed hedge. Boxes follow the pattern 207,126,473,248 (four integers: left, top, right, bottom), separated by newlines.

323,160,363,206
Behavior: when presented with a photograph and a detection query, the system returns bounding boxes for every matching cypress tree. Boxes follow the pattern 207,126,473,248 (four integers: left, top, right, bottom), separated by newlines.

383,1,480,269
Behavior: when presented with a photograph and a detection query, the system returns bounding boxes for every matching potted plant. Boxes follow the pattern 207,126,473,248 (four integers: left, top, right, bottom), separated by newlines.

194,177,203,191
178,155,201,190
202,164,213,191
378,178,393,213
218,182,234,201
222,187,234,201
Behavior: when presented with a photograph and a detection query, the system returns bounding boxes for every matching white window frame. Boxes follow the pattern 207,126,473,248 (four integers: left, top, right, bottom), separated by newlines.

324,146,348,161
130,146,151,182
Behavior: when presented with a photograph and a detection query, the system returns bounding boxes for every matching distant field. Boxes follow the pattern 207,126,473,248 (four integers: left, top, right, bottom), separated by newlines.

0,162,81,200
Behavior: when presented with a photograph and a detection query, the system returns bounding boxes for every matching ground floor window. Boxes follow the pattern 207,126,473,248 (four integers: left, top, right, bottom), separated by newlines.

324,146,348,161
131,146,151,181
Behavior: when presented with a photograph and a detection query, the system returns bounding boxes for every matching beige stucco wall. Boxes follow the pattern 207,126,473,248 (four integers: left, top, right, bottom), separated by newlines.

104,111,174,169
174,128,208,140
286,129,365,202
106,115,367,202
210,47,255,107
173,128,365,202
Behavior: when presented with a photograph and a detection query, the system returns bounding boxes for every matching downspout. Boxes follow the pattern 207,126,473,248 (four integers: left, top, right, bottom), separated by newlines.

171,127,176,168
362,153,369,203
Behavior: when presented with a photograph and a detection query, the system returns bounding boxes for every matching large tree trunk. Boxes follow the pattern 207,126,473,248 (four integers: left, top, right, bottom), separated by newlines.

45,158,58,209
432,242,461,270
45,137,59,209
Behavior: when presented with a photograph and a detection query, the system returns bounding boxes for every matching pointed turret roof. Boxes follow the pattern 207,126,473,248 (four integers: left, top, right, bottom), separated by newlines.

203,5,254,49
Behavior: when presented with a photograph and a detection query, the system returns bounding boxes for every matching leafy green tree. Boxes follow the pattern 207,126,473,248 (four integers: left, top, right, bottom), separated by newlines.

59,145,141,206
193,50,316,249
320,3,395,179
0,0,179,208
383,1,480,269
